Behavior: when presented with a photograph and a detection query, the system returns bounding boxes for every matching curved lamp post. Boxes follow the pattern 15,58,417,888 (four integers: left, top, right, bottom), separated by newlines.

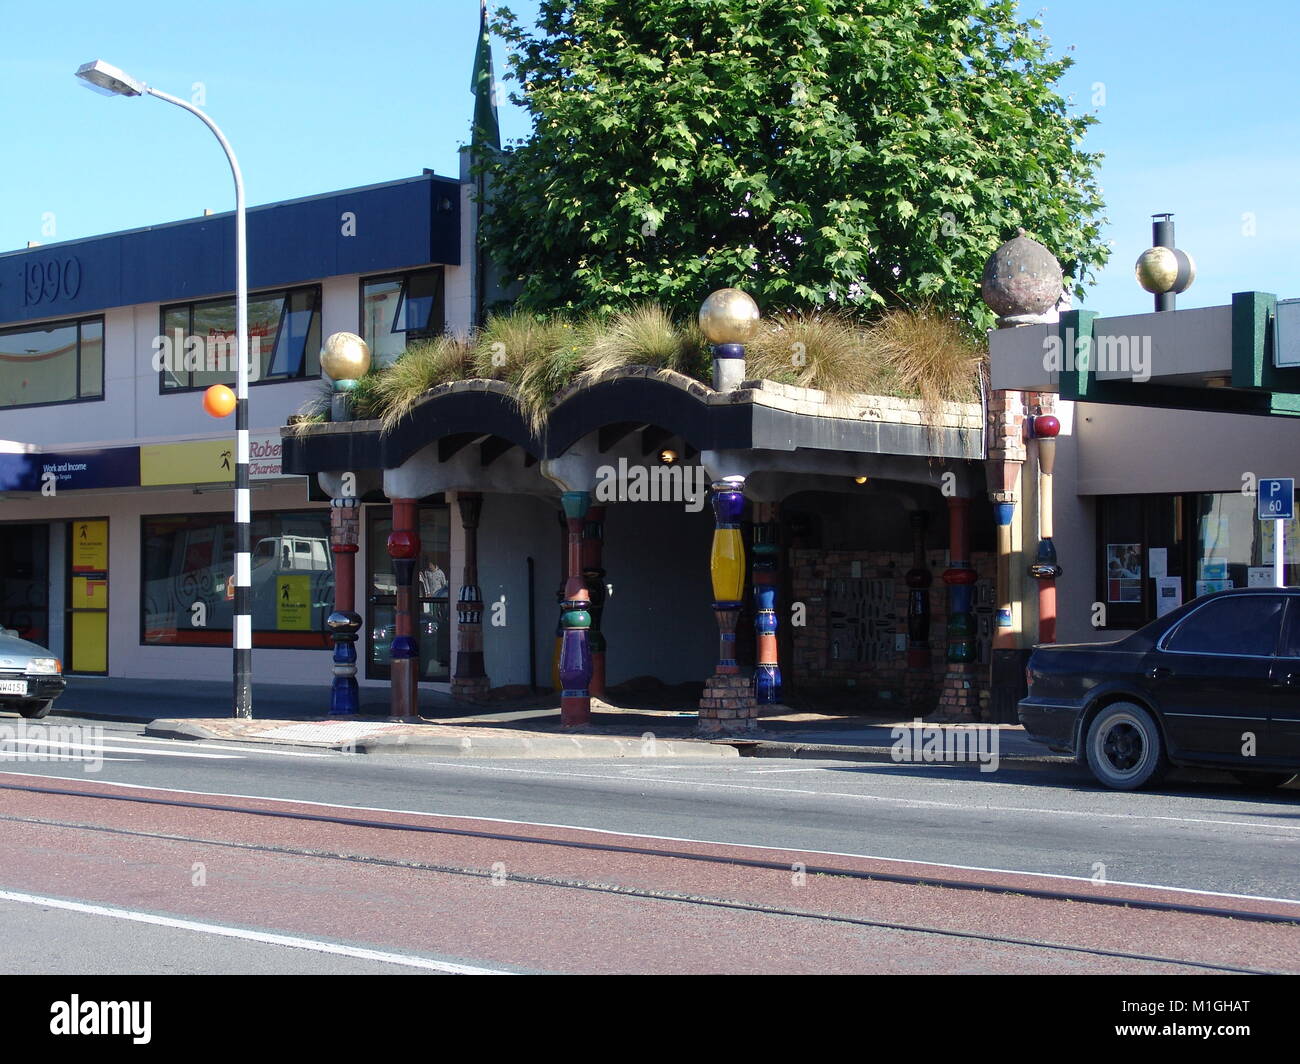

76,59,253,719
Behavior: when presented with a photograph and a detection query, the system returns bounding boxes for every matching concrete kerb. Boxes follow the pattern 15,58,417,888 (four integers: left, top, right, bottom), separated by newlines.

143,718,741,759
746,739,1074,769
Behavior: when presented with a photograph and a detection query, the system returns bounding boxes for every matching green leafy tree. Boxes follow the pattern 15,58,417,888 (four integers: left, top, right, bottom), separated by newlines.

480,0,1108,326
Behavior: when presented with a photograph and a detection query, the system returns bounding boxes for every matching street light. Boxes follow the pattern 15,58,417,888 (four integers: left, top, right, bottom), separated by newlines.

76,59,254,720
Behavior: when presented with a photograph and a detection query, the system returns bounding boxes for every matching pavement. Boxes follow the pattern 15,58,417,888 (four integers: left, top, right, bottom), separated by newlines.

49,676,1064,764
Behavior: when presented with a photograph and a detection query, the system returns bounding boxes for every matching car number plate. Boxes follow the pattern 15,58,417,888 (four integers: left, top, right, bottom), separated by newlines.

0,679,28,695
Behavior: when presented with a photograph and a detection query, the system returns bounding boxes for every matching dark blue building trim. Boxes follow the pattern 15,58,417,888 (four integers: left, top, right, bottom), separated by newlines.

0,173,461,327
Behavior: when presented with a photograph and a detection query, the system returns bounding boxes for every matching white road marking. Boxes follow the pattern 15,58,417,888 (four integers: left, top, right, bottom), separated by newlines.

396,759,1300,835
100,736,336,759
0,769,1295,908
0,888,508,974
1,739,240,760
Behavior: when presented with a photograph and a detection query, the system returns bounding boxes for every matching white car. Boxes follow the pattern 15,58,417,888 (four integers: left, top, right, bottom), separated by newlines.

0,628,65,719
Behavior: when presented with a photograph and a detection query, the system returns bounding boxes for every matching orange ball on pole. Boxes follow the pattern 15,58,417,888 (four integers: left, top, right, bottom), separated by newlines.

203,384,237,418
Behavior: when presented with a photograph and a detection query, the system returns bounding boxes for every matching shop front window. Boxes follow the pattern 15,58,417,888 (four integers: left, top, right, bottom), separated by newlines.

1097,491,1296,628
141,510,333,648
365,505,451,681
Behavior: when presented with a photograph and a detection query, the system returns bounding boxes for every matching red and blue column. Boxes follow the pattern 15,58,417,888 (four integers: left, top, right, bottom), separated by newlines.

751,501,781,705
327,496,361,715
387,498,420,718
559,490,593,726
582,504,608,699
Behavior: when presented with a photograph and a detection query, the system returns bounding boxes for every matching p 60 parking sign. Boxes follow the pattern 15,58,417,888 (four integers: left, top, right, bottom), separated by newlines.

1259,478,1295,521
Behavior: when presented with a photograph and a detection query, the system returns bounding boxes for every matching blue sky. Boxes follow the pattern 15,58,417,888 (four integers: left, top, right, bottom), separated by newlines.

2,0,1296,319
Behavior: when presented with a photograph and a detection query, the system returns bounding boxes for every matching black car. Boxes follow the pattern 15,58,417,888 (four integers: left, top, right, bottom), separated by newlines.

1020,587,1300,790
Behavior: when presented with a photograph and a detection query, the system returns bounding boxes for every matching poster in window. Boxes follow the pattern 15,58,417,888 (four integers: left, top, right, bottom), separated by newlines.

1106,543,1142,602
1155,577,1182,617
276,574,312,631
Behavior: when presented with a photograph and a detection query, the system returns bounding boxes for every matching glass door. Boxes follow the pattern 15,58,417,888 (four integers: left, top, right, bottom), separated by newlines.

365,505,451,681
67,519,109,674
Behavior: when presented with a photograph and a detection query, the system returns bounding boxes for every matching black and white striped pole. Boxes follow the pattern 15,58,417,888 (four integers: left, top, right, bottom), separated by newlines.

76,60,253,717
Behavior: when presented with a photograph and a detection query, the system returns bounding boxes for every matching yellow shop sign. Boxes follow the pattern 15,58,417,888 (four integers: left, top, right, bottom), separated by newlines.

140,440,236,487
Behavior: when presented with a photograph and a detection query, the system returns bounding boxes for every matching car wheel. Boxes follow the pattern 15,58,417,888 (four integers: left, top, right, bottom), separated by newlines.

1229,771,1295,790
1085,702,1167,790
17,700,53,720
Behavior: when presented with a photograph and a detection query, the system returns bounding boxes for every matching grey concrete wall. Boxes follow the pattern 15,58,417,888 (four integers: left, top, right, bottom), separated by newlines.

601,501,716,686
477,493,562,690
1076,402,1300,496
474,494,717,691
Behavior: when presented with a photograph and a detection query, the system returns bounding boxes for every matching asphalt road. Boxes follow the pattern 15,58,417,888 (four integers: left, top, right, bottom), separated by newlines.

4,714,1296,899
1,712,1297,975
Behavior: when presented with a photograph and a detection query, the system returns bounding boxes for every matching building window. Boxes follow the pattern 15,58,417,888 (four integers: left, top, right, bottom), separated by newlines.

158,285,321,391
141,510,333,649
1096,491,1293,628
361,268,445,368
0,316,104,408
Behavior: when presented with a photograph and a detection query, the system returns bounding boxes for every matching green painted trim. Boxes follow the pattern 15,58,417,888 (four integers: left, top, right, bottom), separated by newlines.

1231,291,1276,389
1056,310,1099,402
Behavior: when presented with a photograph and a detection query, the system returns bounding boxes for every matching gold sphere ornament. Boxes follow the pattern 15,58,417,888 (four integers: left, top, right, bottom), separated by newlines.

699,288,760,345
320,331,372,381
1135,246,1196,295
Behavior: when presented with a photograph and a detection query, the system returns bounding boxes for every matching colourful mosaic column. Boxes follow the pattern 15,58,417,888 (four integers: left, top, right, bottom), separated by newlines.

904,511,932,669
558,491,593,727
942,498,977,664
1029,412,1061,644
326,496,361,715
451,492,490,701
387,499,420,718
751,502,781,705
993,494,1017,643
699,477,756,731
582,505,608,699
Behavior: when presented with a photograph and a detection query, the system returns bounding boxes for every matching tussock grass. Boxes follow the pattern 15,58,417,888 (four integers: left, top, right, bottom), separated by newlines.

864,307,986,416
583,303,690,379
374,335,471,434
310,302,986,438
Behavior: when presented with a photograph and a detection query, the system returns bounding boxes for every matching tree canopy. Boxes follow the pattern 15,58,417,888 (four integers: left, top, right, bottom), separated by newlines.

480,0,1109,327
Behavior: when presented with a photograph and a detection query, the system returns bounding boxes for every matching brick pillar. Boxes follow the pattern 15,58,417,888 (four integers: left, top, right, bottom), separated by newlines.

700,477,756,733
558,491,593,726
327,496,361,715
986,388,1031,723
451,492,490,702
582,504,608,699
387,499,420,718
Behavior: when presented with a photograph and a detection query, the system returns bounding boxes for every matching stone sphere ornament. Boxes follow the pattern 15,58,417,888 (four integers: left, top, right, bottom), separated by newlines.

699,288,761,345
320,331,372,382
1135,246,1196,295
980,228,1064,322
